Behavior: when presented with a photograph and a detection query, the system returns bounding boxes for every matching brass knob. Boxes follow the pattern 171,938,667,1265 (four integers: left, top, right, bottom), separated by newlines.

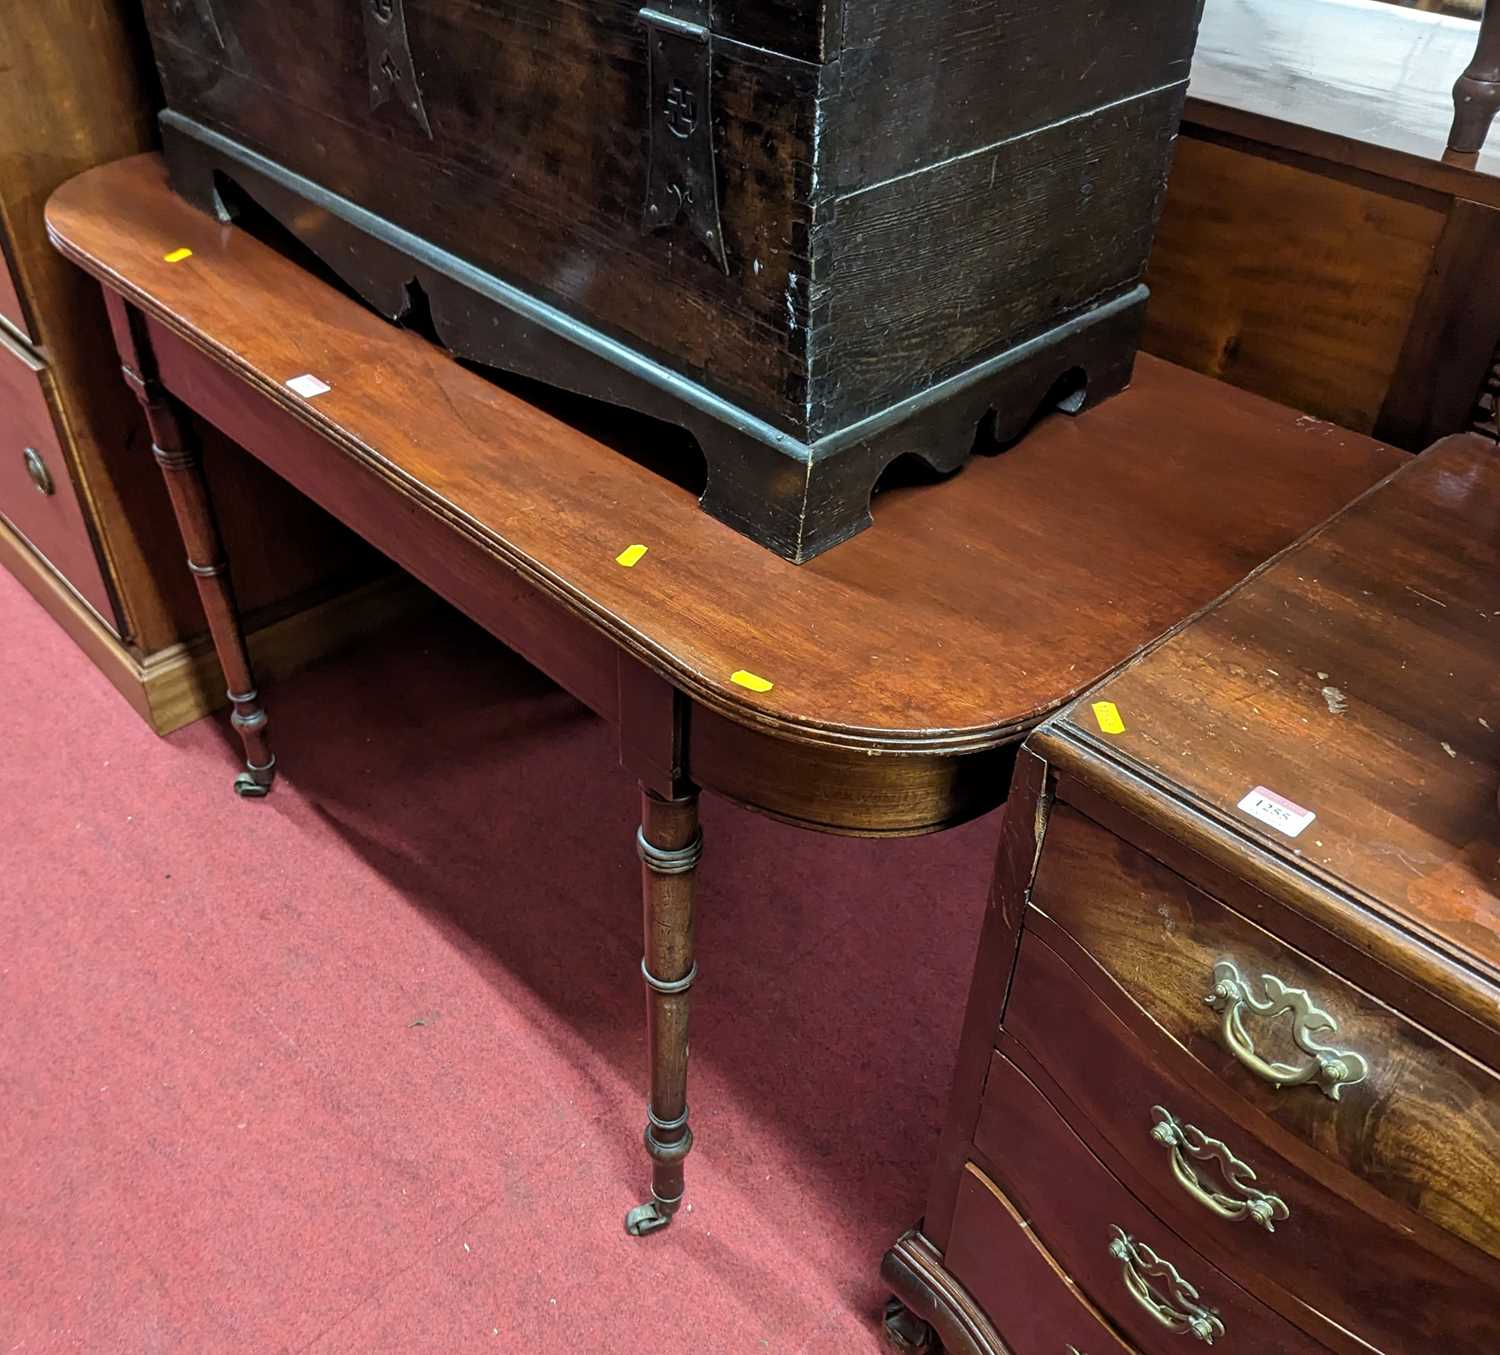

23,447,53,496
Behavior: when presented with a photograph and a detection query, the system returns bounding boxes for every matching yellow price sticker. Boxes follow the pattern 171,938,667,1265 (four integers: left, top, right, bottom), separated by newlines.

162,247,194,263
1092,700,1126,735
616,544,648,568
731,670,774,694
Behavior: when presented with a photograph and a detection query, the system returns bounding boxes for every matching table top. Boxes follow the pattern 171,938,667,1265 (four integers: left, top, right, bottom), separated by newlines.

1059,433,1500,991
47,154,1401,758
1188,0,1500,205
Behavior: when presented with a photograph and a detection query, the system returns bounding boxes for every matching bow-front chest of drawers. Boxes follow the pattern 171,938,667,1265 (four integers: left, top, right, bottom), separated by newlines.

885,433,1500,1355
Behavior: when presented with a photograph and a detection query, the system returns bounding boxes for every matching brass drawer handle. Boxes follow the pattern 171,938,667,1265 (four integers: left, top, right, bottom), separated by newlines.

1204,960,1368,1100
23,447,53,496
1107,1226,1225,1344
1150,1106,1289,1232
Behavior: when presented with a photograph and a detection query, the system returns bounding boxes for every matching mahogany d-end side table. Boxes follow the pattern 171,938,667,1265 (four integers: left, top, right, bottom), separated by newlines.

45,155,1402,1239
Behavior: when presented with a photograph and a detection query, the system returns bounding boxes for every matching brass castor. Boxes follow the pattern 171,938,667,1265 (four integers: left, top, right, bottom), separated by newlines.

233,757,276,798
624,1198,678,1237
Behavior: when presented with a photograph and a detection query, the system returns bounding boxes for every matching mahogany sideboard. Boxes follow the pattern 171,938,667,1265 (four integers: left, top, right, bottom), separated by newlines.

46,154,1400,1244
0,2,411,735
888,433,1500,1353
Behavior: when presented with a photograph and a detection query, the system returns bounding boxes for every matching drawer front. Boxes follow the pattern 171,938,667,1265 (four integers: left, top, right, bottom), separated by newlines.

1030,803,1500,1264
0,332,113,619
0,252,30,340
1006,923,1500,1352
947,1163,1138,1355
973,1050,1326,1355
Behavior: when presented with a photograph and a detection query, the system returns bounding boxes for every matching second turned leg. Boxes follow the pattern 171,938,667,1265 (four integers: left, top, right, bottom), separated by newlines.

625,787,702,1236
123,366,275,797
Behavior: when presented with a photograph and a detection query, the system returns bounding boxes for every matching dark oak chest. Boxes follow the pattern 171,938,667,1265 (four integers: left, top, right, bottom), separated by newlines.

140,0,1204,559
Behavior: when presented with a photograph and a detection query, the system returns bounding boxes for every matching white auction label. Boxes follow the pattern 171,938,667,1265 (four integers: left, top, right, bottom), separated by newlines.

1237,786,1316,839
286,373,331,398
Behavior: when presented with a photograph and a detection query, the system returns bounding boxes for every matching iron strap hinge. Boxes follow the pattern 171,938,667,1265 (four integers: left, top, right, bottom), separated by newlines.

363,0,434,139
640,7,729,273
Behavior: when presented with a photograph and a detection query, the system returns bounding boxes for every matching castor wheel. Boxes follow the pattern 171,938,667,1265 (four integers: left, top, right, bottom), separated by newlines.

883,1297,938,1353
624,1199,677,1237
233,757,276,798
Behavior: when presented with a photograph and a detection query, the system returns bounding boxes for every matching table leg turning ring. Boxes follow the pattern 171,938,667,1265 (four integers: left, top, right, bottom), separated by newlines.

627,790,702,1236
119,333,277,801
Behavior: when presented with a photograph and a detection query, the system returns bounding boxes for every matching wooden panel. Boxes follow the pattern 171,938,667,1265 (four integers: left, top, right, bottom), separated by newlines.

1059,435,1500,985
1378,197,1500,448
824,82,1184,431
945,1165,1137,1355
709,0,830,63
972,1051,1326,1355
0,334,113,619
1005,923,1500,1352
0,0,379,660
1029,802,1500,1264
46,155,1404,758
142,0,821,433
833,0,1202,188
1142,135,1446,432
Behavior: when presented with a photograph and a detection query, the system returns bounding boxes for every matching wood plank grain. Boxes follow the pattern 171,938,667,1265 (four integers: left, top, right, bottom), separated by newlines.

1377,196,1500,447
46,155,1401,756
1142,135,1445,433
833,0,1202,188
826,83,1185,431
1006,920,1500,1352
1029,802,1500,1266
1059,434,1500,981
141,0,821,433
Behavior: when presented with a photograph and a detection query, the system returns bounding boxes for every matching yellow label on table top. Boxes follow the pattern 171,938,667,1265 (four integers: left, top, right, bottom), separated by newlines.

616,544,648,568
731,670,774,694
162,247,193,263
1092,700,1126,735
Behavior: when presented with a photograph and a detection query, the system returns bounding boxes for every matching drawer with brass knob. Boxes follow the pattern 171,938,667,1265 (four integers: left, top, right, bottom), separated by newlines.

965,1050,1325,1355
0,321,113,618
1025,803,1500,1270
999,912,1500,1353
886,1161,1142,1355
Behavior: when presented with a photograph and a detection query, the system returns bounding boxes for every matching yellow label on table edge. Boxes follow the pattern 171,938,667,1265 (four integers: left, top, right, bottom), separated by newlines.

162,247,193,263
1092,700,1126,735
616,543,648,568
731,670,774,694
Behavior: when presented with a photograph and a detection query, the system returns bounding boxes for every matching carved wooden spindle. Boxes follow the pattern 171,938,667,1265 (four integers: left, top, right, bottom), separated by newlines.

626,787,702,1235
1451,1,1500,155
119,363,275,798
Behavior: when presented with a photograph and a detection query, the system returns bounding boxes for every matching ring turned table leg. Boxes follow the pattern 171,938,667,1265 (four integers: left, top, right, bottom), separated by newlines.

119,357,275,798
1452,0,1500,154
626,786,702,1236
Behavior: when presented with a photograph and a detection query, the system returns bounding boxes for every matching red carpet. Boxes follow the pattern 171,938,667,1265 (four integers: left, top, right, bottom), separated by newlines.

0,564,1000,1354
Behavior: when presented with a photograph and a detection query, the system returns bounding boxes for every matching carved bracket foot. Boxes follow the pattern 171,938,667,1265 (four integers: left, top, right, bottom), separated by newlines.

882,1297,938,1353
